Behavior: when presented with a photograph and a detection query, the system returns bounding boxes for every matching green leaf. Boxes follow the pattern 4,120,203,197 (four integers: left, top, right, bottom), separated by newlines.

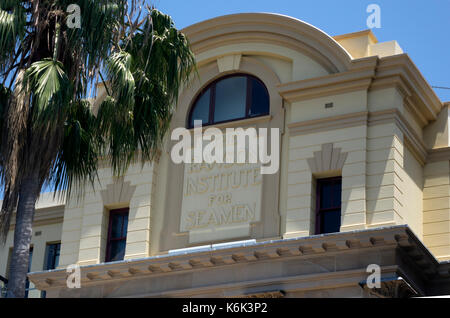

105,51,136,110
50,100,101,197
0,3,25,69
25,59,72,124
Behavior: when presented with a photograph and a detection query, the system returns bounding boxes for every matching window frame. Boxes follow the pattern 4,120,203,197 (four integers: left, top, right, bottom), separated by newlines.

105,208,129,263
188,73,270,128
315,177,342,235
41,242,60,298
43,242,61,271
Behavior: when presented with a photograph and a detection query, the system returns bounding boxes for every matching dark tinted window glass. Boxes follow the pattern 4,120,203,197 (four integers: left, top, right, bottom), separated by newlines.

332,182,342,207
111,213,124,239
189,75,269,128
109,240,127,262
250,78,270,117
320,183,334,209
45,243,61,270
214,76,247,123
321,210,341,234
123,216,128,237
317,178,342,235
106,209,129,263
190,88,210,127
320,181,341,209
41,243,60,298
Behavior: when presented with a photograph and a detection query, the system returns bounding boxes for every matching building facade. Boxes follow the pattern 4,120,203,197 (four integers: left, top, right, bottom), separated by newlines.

1,13,450,298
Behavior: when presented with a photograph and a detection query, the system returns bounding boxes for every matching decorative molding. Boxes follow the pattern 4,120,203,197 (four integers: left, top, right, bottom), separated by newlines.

278,59,377,102
187,115,272,132
307,143,348,174
427,147,450,163
182,13,353,73
28,226,445,293
368,109,428,165
404,96,428,127
9,206,64,230
288,111,368,136
333,29,378,43
289,107,434,166
277,53,443,127
361,278,418,298
288,108,434,166
100,177,136,207
370,74,412,99
217,54,242,73
372,54,442,122
404,136,426,166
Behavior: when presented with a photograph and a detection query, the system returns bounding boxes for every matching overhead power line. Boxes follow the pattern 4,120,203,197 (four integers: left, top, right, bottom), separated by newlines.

432,86,450,90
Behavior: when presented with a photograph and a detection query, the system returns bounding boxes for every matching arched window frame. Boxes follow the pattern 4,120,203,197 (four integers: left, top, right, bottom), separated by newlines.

187,73,270,128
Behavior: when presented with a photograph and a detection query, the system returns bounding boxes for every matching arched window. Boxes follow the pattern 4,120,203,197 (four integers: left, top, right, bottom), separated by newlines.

188,74,270,128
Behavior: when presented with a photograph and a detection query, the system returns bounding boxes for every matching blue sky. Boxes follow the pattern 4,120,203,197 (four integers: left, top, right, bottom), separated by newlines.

154,0,450,102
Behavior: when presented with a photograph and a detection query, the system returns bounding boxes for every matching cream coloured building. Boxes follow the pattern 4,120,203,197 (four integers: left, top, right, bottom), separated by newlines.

2,13,450,298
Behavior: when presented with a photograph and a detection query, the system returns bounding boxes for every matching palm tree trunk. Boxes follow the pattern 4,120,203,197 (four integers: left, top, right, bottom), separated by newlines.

6,174,40,298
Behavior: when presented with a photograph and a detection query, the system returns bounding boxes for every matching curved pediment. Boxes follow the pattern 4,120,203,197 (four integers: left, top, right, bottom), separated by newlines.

182,13,353,74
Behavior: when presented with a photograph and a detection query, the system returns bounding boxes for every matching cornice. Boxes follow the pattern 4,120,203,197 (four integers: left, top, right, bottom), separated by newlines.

277,58,377,102
372,54,442,122
9,205,64,230
182,13,353,73
333,29,378,44
288,111,368,136
28,225,447,292
187,115,272,132
287,109,428,165
276,53,442,129
190,31,340,74
133,266,400,298
427,147,450,163
404,96,428,128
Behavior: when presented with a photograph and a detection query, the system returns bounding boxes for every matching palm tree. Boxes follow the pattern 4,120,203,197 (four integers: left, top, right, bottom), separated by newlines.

0,0,195,298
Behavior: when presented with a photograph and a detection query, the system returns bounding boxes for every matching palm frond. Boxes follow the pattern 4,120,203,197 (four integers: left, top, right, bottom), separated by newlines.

50,99,101,199
96,95,136,175
24,58,72,125
61,0,126,81
0,84,10,165
0,70,28,242
105,51,136,109
95,9,196,176
0,2,26,72
129,9,196,161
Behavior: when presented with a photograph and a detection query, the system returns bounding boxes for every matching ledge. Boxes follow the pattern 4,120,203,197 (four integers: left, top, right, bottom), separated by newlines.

187,115,272,132
28,225,450,293
427,147,450,163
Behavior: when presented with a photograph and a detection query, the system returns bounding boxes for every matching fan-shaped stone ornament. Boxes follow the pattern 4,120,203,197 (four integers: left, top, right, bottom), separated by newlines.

307,143,348,174
100,177,136,206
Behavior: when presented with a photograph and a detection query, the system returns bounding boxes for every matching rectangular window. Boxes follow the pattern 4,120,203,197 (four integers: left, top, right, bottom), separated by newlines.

41,243,60,298
44,243,61,271
105,208,129,263
316,177,342,235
